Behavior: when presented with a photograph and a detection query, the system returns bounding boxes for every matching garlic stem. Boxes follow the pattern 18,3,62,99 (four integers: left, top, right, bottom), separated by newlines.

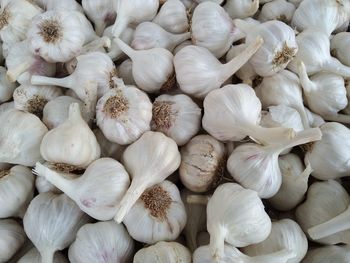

323,57,350,78
299,163,313,182
246,124,295,146
209,227,226,263
186,195,210,205
170,31,191,46
112,17,129,38
41,249,54,263
297,61,317,93
323,113,350,124
114,38,137,59
6,60,32,82
308,204,350,240
95,21,106,37
31,75,73,89
249,249,296,263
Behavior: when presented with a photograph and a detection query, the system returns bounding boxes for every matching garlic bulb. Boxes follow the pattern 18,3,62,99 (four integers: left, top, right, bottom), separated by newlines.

114,131,180,223
0,66,16,102
180,135,226,193
123,180,186,244
288,28,350,77
18,248,68,263
224,0,259,19
40,103,100,168
268,154,311,211
23,192,91,263
133,241,191,263
132,22,190,51
116,59,136,85
96,79,153,145
151,94,201,146
174,38,263,98
202,84,295,145
153,0,189,34
27,10,97,63
291,0,350,36
115,38,174,93
331,32,350,66
302,245,350,263
227,128,321,198
305,122,350,180
104,26,134,61
6,40,56,84
296,180,350,244
0,109,48,166
0,219,26,263
191,2,243,58
93,128,125,160
111,0,159,37
68,221,134,263
82,0,116,36
259,0,296,23
34,0,83,12
243,219,308,263
207,183,272,261
234,19,298,77
0,165,34,218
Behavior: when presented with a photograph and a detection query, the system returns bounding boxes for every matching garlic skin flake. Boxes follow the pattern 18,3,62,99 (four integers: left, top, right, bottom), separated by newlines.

302,245,350,263
133,241,191,263
224,0,259,19
258,0,296,23
331,32,350,67
0,66,16,103
18,248,68,263
68,221,134,263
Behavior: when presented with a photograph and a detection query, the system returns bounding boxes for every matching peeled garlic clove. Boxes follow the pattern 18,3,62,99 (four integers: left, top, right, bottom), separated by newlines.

40,103,100,168
133,241,191,263
0,219,26,263
268,153,311,211
331,32,350,67
153,0,189,34
104,26,134,61
151,94,201,146
18,248,68,263
68,221,134,263
0,66,16,102
117,59,136,85
302,245,350,263
23,193,92,263
93,128,126,160
111,0,159,37
174,38,263,98
96,80,153,145
202,84,295,145
224,0,259,19
114,131,181,223
258,0,296,23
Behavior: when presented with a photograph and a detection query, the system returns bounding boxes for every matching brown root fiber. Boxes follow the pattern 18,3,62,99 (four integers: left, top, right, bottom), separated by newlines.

103,92,129,119
27,95,48,118
0,170,10,180
273,42,297,67
0,8,10,30
38,19,63,43
49,163,84,174
151,101,175,131
141,185,172,220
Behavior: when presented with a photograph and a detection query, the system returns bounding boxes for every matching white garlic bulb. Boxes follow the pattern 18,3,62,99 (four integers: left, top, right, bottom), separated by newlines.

296,180,350,244
0,165,34,218
68,221,134,263
331,32,350,67
114,131,181,223
151,94,201,146
132,22,190,51
0,66,16,102
23,193,91,263
234,19,298,77
174,38,263,98
202,84,295,145
268,154,311,211
0,219,26,263
40,103,100,168
224,0,259,19
305,122,350,180
111,0,159,37
96,79,152,145
0,109,48,166
259,0,296,23
18,248,68,263
133,241,191,263
227,128,321,198
93,128,125,160
104,26,134,61
180,135,226,193
207,183,272,261
116,59,136,85
302,245,350,263
153,0,189,34
115,38,174,93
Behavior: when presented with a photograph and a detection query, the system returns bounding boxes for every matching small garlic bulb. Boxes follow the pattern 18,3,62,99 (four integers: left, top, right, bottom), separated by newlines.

40,103,100,168
268,154,311,211
302,245,350,263
68,221,134,263
153,0,189,34
0,109,48,166
224,0,259,19
331,32,350,66
179,135,226,193
133,241,191,263
96,80,153,145
174,38,263,98
258,0,296,23
296,180,350,244
93,128,125,160
123,180,186,244
207,183,272,261
0,219,26,263
114,131,181,223
151,94,201,146
23,193,92,263
0,66,16,102
18,248,68,263
104,26,134,61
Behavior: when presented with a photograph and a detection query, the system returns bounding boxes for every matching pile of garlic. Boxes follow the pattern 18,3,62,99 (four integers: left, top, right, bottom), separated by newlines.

1,0,350,262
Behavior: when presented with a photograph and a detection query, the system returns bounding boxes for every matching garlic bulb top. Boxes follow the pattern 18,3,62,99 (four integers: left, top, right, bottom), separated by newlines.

40,103,101,168
18,248,68,263
331,32,350,67
258,0,296,23
0,66,16,102
224,0,259,19
302,245,350,263
114,131,181,223
133,241,191,263
207,183,272,261
68,221,134,263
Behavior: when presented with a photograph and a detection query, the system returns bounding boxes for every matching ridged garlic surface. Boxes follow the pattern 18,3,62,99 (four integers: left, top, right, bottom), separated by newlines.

259,0,296,23
18,248,68,263
224,0,259,19
0,66,16,102
331,32,350,67
302,245,350,263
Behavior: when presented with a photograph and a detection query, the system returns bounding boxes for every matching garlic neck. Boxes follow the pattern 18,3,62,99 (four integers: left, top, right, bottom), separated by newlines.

170,31,191,47
323,57,350,78
31,75,73,89
297,61,317,94
246,124,296,146
6,60,33,82
112,17,129,38
209,226,227,263
68,103,84,123
41,249,54,263
114,37,137,59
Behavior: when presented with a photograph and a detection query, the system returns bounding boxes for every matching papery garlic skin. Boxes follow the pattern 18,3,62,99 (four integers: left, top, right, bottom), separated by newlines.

18,248,68,263
224,0,259,19
133,241,191,263
302,245,350,263
151,94,201,146
93,129,125,160
331,32,350,67
0,219,26,263
259,0,296,23
68,221,134,263
0,66,16,102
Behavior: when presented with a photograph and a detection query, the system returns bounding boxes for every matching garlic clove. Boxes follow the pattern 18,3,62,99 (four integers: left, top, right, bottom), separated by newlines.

0,66,16,103
93,128,126,160
224,0,259,19
18,248,68,263
258,0,296,23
